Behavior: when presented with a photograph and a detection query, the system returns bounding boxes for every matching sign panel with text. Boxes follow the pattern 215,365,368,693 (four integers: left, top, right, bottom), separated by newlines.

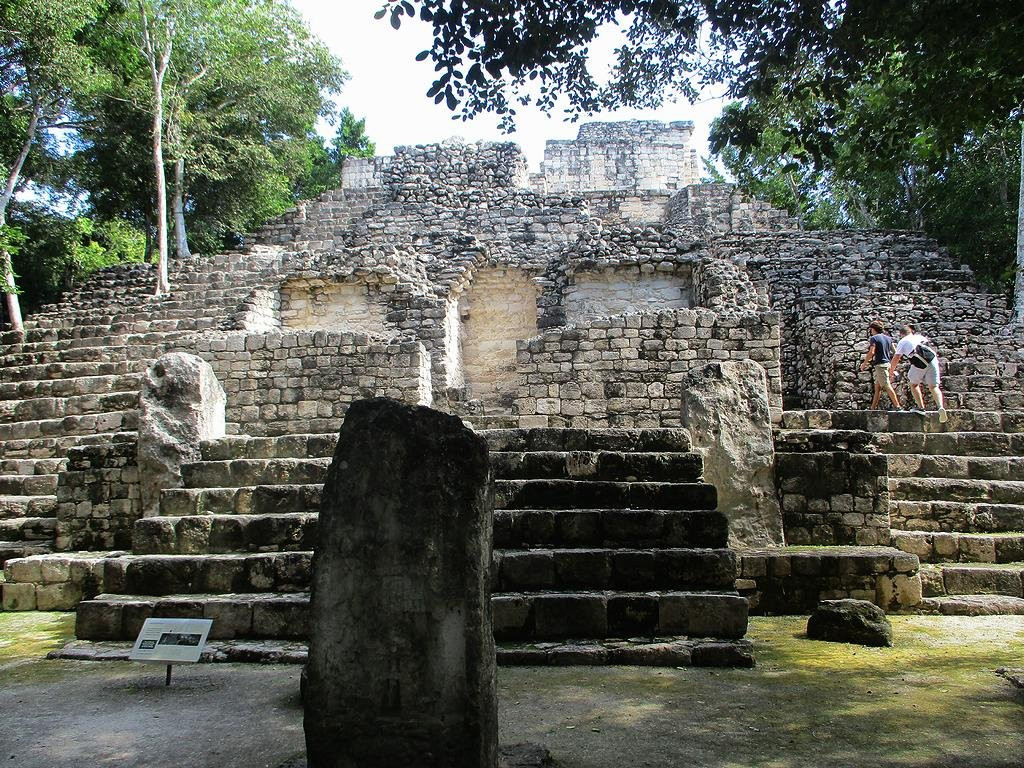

129,618,213,664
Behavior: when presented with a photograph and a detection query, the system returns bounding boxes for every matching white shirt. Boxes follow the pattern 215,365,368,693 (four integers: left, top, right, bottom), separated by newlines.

895,333,926,357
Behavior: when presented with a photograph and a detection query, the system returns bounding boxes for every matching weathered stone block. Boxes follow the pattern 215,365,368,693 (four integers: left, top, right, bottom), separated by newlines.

807,599,893,647
137,353,226,516
680,360,783,547
304,398,496,768
1,582,36,611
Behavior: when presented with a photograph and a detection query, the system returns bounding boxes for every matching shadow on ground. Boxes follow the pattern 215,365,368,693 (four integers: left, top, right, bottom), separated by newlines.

1,613,1022,768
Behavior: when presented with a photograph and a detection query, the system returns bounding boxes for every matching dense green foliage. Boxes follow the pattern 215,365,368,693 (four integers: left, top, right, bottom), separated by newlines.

0,0,372,311
7,205,146,312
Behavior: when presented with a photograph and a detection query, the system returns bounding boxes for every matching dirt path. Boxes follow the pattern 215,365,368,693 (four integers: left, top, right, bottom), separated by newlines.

1,614,1022,768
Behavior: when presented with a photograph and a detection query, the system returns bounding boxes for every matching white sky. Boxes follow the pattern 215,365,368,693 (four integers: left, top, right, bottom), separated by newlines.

293,0,727,171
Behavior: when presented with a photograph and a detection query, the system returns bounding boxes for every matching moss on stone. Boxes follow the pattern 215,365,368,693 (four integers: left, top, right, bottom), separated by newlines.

498,615,1024,767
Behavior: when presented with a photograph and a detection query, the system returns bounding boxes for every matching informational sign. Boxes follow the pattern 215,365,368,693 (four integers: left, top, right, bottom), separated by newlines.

129,618,213,664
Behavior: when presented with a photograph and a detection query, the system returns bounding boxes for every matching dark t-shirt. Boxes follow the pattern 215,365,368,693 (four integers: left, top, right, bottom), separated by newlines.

869,333,894,365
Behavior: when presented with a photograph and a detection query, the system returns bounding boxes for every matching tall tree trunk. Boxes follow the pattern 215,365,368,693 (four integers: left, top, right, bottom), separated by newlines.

0,103,40,332
152,101,170,295
1014,121,1024,322
172,156,191,259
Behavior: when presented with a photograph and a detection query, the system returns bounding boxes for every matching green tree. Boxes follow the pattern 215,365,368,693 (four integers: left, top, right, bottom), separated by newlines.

331,108,375,160
124,0,344,289
0,0,108,330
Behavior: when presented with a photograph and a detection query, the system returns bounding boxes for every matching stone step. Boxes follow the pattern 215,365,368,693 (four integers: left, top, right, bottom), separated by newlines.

133,513,319,554
872,430,1024,457
493,479,717,511
200,434,339,461
0,540,53,565
890,500,1024,533
915,594,1024,616
0,374,142,402
493,548,736,591
0,360,143,383
181,458,332,489
0,495,58,520
136,507,731,555
890,530,1024,564
75,589,749,643
0,329,187,353
0,474,58,496
0,410,138,442
490,451,703,482
0,391,139,423
0,515,57,541
921,563,1024,598
887,454,1024,481
158,485,323,517
0,343,163,367
780,409,1024,434
888,477,1024,505
0,431,136,460
481,428,693,454
494,509,728,549
944,392,1024,411
496,637,754,668
0,458,65,475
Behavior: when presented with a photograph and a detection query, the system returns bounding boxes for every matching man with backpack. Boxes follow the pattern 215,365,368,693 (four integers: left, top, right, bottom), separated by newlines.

890,323,948,423
858,320,902,410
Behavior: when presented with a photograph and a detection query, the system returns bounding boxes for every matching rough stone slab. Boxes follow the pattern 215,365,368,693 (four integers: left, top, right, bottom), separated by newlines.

807,599,894,647
137,352,226,516
304,398,496,768
916,595,1024,616
681,360,784,548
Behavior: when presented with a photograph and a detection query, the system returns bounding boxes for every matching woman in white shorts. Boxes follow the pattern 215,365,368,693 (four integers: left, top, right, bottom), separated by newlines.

891,324,947,422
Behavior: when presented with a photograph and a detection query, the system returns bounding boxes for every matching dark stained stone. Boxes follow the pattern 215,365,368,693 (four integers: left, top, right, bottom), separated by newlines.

806,599,894,647
303,398,497,768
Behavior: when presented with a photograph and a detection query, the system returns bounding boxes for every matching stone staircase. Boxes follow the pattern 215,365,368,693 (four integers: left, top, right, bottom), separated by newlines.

780,409,1024,615
0,246,291,565
74,426,753,666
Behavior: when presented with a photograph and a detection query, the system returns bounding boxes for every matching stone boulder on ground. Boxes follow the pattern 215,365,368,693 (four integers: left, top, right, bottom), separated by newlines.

806,599,894,647
680,359,784,548
137,352,226,516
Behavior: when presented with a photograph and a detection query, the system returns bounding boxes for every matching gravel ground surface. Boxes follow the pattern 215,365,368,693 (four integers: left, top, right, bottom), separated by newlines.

1,613,1022,768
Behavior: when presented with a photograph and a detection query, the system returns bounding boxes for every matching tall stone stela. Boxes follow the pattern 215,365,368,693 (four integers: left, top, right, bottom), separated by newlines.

303,398,497,768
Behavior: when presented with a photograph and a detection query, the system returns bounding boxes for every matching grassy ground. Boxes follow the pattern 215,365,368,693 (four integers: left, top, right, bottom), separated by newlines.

1,613,1022,768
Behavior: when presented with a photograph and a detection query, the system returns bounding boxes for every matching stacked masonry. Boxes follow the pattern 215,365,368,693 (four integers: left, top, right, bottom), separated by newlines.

1,118,1022,635
778,410,1024,615
0,246,291,567
71,427,751,666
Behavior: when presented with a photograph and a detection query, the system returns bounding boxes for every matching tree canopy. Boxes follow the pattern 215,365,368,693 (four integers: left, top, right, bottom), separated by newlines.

1,0,369,313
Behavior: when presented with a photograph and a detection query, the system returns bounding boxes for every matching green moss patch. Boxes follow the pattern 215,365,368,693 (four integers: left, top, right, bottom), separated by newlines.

498,615,1024,767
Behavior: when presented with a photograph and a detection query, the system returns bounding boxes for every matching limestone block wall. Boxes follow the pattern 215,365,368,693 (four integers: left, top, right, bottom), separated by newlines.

512,308,782,427
457,267,540,402
385,140,530,203
666,184,795,235
539,120,700,193
280,279,389,336
792,293,1019,409
716,230,1017,408
55,438,141,551
775,448,890,547
253,187,384,250
579,191,674,224
180,333,432,436
564,267,695,325
739,548,921,615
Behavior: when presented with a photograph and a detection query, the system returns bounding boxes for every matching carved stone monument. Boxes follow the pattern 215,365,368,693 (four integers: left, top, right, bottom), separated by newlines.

303,397,497,768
